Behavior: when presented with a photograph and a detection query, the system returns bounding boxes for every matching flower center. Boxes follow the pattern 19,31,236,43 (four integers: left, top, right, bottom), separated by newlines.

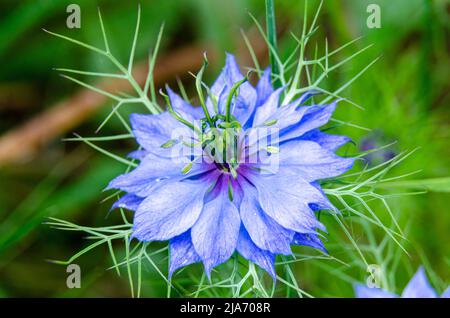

202,124,241,178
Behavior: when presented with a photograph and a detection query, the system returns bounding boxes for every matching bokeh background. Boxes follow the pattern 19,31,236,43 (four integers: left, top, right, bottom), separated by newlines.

0,0,448,297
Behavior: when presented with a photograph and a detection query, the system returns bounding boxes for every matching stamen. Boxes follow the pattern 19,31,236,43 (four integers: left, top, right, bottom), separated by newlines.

262,119,278,126
181,161,193,174
227,179,234,201
160,139,177,148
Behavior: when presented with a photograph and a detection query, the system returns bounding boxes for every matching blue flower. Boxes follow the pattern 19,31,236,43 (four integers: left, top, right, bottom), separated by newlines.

355,266,450,298
108,53,354,279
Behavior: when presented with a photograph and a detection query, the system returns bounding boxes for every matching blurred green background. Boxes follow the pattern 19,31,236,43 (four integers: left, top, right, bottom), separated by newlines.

0,0,448,297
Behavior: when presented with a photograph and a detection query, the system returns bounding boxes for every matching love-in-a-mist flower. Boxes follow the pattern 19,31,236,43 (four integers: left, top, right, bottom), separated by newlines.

355,267,450,298
108,53,354,279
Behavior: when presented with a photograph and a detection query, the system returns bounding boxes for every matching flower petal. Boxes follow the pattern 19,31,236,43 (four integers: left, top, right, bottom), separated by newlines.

127,150,148,160
354,284,397,298
239,179,293,255
401,267,438,298
279,102,337,143
208,53,257,125
107,152,213,197
252,88,284,126
300,129,352,151
296,91,321,105
236,226,276,280
275,140,354,182
112,194,143,211
191,178,241,276
131,112,192,148
107,154,181,197
292,232,327,253
210,53,250,98
132,177,214,241
168,231,201,278
244,170,327,234
255,67,273,106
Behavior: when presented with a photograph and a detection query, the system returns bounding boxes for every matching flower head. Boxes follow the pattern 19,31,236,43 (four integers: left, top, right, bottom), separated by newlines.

108,53,354,278
355,266,450,298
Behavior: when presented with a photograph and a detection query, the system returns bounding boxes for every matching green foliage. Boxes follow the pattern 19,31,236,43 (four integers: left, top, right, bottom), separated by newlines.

0,0,448,297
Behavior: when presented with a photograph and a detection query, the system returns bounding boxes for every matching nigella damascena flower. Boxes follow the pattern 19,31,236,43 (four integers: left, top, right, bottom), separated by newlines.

355,267,450,298
107,53,355,279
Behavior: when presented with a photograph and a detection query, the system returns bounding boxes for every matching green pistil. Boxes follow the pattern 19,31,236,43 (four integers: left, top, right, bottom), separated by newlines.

218,120,241,129
160,87,200,133
195,54,214,128
225,76,248,122
160,57,249,178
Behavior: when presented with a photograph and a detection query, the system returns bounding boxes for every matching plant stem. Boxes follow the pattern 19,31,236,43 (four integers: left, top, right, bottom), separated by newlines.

265,0,280,88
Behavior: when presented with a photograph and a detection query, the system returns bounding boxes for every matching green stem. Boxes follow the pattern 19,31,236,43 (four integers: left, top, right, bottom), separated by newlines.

265,0,280,88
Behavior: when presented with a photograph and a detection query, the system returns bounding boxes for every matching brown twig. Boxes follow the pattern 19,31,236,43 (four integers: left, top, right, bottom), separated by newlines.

0,31,267,166
0,45,217,166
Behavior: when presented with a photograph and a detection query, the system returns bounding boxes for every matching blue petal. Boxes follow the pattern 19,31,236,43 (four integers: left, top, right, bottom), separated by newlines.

244,170,327,234
208,53,257,125
212,53,251,96
252,88,284,126
127,150,148,160
132,177,214,241
209,53,242,99
309,181,336,213
248,93,311,141
107,152,213,197
300,129,351,151
236,226,276,280
267,100,308,130
107,153,183,197
244,67,274,128
112,194,143,211
255,67,273,106
250,91,321,132
296,91,321,105
191,178,241,276
275,140,355,182
354,284,397,298
239,179,293,255
232,88,258,127
279,102,337,143
168,231,201,278
401,267,438,298
292,232,327,254
130,112,195,157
